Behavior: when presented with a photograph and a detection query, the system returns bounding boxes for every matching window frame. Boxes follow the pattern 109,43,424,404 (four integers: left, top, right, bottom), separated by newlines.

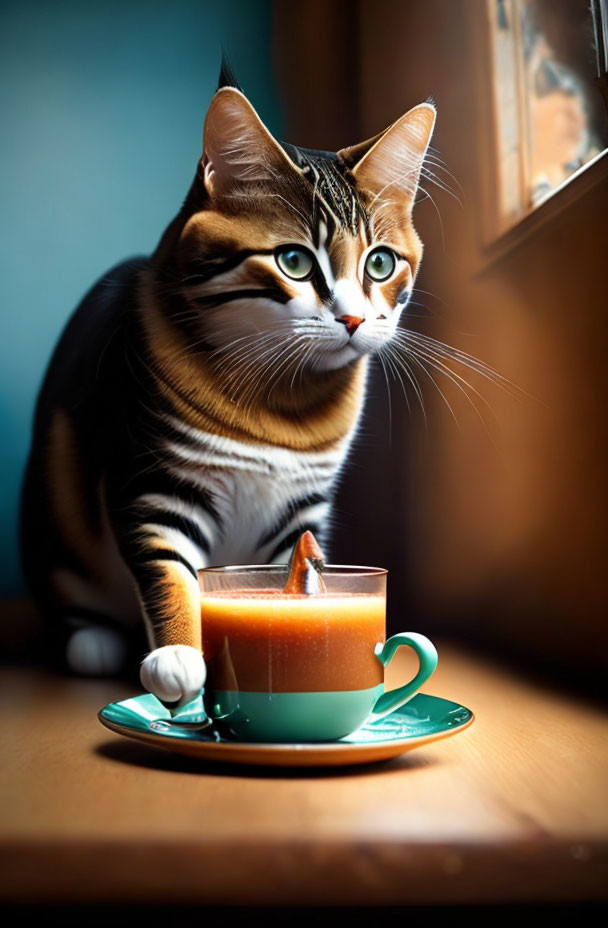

471,0,608,269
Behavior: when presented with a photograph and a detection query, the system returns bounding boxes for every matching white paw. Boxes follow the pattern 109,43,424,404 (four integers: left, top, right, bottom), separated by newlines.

140,645,206,707
66,626,127,676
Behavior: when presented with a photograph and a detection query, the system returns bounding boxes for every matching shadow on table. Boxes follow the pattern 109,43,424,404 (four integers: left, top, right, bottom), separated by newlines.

94,737,437,779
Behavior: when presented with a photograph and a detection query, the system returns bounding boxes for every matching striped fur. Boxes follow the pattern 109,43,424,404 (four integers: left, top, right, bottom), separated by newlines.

20,80,435,699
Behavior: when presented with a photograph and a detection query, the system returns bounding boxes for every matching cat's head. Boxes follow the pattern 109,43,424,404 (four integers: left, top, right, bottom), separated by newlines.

155,77,435,378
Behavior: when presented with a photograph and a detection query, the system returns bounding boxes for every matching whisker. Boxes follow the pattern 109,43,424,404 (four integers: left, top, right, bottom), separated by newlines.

396,329,528,399
380,347,410,419
403,343,497,438
405,351,461,430
420,163,464,208
375,349,393,442
381,343,427,425
415,187,447,252
423,155,466,199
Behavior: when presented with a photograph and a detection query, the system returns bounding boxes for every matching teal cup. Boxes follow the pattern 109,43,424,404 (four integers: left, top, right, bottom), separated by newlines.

199,565,438,743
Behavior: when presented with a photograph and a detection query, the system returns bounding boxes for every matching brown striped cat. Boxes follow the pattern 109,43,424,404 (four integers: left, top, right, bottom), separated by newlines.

20,66,436,707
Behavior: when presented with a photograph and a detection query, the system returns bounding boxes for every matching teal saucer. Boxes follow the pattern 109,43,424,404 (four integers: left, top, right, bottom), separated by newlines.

98,692,474,767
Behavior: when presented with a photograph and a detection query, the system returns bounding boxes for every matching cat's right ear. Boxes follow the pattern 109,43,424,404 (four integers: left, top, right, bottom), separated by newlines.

201,88,299,197
338,103,436,211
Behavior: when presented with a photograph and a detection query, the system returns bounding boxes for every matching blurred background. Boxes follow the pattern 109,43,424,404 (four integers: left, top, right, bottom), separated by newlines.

1,0,607,685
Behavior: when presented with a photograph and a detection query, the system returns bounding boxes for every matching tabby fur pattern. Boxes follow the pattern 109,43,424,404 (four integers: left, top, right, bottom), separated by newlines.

20,66,435,705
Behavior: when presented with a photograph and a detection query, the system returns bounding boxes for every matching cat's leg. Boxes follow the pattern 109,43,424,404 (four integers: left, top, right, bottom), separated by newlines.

62,612,129,677
20,419,141,678
113,520,207,707
45,535,145,678
137,560,206,707
41,574,141,679
46,526,143,678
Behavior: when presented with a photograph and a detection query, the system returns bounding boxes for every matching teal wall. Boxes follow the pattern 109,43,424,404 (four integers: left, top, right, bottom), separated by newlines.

0,0,283,595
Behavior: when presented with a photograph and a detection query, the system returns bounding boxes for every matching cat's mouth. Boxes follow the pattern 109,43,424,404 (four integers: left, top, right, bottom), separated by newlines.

314,337,369,371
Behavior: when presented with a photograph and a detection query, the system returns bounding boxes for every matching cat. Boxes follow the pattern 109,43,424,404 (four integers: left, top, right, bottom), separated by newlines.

20,63,436,707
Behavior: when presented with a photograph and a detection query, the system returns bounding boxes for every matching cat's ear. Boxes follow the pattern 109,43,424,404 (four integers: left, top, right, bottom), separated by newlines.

338,103,436,209
337,130,387,170
202,88,299,196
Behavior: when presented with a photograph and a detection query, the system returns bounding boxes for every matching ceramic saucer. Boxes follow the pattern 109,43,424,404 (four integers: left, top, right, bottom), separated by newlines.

98,692,474,767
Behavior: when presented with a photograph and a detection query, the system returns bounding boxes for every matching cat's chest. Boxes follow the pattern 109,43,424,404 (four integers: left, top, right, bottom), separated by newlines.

204,469,313,563
162,420,347,562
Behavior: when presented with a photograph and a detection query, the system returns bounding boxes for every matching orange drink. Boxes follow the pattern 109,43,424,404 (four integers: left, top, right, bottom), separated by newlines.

199,565,437,743
201,589,385,693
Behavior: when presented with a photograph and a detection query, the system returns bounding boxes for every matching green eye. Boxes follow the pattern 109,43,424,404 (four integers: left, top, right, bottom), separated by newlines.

276,247,314,281
365,248,396,282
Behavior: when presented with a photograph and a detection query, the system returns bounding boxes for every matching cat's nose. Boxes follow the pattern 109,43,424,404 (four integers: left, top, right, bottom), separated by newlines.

337,315,364,336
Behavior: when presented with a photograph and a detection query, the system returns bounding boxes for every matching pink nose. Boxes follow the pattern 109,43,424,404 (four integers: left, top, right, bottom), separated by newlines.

337,315,364,336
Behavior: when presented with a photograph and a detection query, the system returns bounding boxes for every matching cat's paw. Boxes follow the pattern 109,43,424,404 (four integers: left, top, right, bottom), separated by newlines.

66,626,127,676
140,645,206,707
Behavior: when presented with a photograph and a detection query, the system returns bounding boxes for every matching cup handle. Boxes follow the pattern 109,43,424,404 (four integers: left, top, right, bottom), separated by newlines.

370,632,438,720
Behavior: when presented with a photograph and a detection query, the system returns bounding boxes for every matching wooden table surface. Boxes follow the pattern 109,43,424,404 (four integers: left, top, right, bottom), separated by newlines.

1,643,607,907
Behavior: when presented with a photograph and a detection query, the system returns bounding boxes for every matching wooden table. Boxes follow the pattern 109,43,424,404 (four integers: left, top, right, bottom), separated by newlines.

1,643,607,907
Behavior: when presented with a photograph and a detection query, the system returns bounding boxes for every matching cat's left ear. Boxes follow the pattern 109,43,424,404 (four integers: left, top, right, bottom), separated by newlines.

202,87,300,196
338,103,436,209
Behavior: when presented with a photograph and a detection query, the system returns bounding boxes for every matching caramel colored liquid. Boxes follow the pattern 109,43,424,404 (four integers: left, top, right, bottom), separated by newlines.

200,590,385,693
